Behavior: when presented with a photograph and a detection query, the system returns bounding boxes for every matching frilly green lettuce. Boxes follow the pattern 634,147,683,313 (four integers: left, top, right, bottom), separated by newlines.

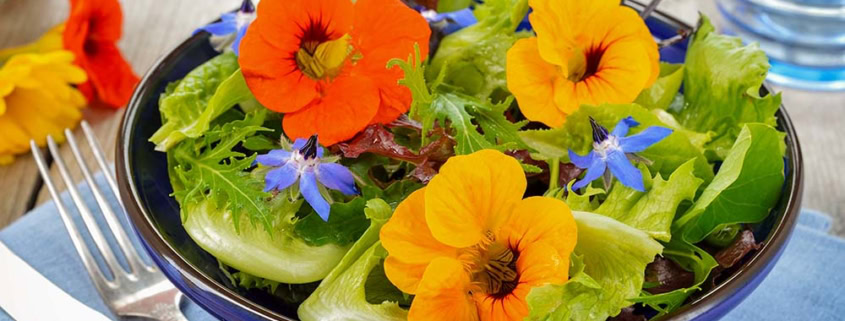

635,63,685,111
150,52,256,151
298,199,409,321
526,211,662,321
427,0,528,100
675,15,781,160
594,160,703,242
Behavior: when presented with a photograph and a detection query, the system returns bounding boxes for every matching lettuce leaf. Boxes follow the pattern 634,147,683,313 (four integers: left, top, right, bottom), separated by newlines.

520,103,714,183
525,255,603,321
389,47,527,155
170,110,273,232
427,0,529,100
150,52,242,151
182,199,349,283
595,160,702,242
526,211,663,321
298,199,409,321
651,109,713,153
675,15,781,160
674,123,785,243
635,63,684,110
294,197,370,247
437,0,472,12
631,238,718,316
562,182,604,212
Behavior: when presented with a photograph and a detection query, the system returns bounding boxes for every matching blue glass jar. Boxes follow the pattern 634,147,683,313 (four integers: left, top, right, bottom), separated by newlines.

718,0,845,91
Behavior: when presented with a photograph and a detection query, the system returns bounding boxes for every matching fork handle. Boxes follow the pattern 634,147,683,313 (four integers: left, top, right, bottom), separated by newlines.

149,290,188,321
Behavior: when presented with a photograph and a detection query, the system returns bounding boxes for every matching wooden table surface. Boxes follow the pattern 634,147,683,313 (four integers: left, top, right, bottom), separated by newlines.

1,0,843,236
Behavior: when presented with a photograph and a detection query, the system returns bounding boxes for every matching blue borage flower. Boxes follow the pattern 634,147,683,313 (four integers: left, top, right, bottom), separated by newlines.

419,7,477,34
194,0,255,55
569,117,672,192
256,135,359,221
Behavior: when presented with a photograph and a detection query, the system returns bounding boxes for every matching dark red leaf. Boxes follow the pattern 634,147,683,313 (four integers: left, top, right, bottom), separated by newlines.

609,306,646,321
644,257,695,294
338,125,428,164
715,230,761,268
410,160,439,184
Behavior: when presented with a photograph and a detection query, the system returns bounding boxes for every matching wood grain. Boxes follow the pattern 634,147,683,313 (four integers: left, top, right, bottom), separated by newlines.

0,0,69,226
0,0,239,226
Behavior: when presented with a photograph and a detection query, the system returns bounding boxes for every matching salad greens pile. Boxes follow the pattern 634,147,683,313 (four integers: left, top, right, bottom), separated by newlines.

150,0,787,318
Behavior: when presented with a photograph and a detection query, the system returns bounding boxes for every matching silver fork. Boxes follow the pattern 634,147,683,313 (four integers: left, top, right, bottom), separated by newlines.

30,121,187,321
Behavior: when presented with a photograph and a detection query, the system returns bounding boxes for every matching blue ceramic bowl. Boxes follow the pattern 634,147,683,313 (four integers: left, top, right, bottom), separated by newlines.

116,2,804,320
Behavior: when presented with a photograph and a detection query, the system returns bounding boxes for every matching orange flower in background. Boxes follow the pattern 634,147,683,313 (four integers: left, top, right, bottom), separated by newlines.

63,0,139,108
506,0,659,127
380,150,578,321
239,0,430,146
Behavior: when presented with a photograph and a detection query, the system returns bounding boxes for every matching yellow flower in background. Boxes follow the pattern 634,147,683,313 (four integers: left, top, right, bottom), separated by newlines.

506,0,659,127
0,25,65,64
380,150,578,321
0,50,87,165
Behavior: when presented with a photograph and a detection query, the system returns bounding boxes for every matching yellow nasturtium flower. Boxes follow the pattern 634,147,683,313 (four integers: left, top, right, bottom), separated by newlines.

506,0,659,127
0,50,87,164
380,150,578,321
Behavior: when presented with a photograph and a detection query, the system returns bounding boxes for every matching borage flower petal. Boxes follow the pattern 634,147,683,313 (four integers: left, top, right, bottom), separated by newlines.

239,0,430,145
194,0,256,56
569,117,672,192
256,136,359,221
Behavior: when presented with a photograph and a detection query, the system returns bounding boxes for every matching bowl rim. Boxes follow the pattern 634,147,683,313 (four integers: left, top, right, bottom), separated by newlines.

116,4,804,321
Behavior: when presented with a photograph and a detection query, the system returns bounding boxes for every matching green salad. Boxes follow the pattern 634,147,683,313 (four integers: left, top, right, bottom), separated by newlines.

149,0,787,319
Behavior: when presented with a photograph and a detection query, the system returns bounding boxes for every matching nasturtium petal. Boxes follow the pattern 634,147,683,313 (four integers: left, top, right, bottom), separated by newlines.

281,74,379,145
506,38,567,127
425,150,526,248
380,189,460,293
500,196,578,262
408,257,479,321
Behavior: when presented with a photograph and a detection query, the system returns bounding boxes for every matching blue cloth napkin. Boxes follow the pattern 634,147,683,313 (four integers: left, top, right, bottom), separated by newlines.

1,173,843,320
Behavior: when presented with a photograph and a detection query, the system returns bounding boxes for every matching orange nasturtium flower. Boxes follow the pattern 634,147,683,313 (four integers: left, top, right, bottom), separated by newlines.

239,0,430,146
380,150,578,321
63,0,140,108
506,0,659,127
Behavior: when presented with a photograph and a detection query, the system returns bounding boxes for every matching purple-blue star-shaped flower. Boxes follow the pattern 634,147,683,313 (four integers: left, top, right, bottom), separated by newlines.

256,135,359,221
569,116,672,192
419,7,477,35
194,0,255,56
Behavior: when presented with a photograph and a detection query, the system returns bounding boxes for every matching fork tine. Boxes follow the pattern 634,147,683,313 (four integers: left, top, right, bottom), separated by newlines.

81,121,123,209
31,140,112,291
65,128,148,273
46,135,125,282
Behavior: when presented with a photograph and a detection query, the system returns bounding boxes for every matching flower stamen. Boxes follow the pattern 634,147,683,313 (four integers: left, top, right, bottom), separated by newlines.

295,34,352,80
474,242,519,298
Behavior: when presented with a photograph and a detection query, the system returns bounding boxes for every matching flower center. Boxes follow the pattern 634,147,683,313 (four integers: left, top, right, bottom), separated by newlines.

566,46,603,82
594,135,621,160
466,232,519,299
295,34,352,80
